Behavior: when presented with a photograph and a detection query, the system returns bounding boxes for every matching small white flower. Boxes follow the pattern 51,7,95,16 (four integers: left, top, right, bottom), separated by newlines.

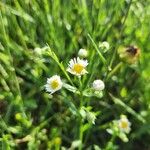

78,48,88,58
67,57,88,76
45,75,63,94
99,41,110,51
118,115,131,133
92,79,105,91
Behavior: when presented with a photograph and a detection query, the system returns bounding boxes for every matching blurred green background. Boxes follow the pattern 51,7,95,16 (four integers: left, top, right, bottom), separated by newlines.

0,0,150,149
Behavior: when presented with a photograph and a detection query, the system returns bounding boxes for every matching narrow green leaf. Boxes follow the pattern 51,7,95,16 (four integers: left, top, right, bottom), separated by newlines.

87,34,106,64
109,93,145,123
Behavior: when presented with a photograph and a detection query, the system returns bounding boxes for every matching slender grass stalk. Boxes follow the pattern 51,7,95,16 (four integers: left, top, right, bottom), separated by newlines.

109,93,145,123
0,116,10,134
0,12,26,120
81,0,91,32
109,0,133,69
87,34,106,64
78,77,84,150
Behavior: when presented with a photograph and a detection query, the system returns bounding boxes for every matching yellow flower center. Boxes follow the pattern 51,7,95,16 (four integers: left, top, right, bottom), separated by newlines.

73,63,84,74
120,121,128,129
51,80,59,89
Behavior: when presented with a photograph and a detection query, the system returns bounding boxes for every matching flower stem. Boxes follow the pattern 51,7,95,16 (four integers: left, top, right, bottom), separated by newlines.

47,45,75,86
79,120,83,150
106,62,123,80
87,34,106,64
78,77,84,150
105,134,116,150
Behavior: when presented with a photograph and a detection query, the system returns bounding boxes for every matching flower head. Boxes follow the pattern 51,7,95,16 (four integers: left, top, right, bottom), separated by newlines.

45,75,63,94
78,48,88,58
67,57,88,76
118,115,131,133
92,79,105,91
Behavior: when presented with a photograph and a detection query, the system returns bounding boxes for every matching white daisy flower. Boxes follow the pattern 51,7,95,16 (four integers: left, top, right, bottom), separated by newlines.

118,115,131,133
78,48,88,58
67,57,88,76
92,79,105,91
45,75,63,94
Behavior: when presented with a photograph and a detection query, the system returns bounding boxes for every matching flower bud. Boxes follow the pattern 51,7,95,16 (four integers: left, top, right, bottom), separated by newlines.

78,48,88,58
99,41,110,52
92,79,105,91
15,113,22,121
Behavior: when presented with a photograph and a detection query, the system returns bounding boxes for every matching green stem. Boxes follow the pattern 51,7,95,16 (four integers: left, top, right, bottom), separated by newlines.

105,134,116,150
87,34,106,64
106,62,123,80
79,121,83,150
78,77,84,150
47,45,74,86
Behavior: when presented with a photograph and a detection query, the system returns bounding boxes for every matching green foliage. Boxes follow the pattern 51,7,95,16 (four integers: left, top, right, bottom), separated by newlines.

0,0,150,149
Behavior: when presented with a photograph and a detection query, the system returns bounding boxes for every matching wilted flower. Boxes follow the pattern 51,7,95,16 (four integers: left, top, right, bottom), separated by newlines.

45,75,63,94
67,57,88,76
118,115,131,133
92,79,105,91
118,45,140,64
99,41,110,52
78,48,88,58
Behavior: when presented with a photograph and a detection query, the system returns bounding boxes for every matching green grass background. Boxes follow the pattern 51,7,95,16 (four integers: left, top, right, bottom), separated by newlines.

0,0,150,149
